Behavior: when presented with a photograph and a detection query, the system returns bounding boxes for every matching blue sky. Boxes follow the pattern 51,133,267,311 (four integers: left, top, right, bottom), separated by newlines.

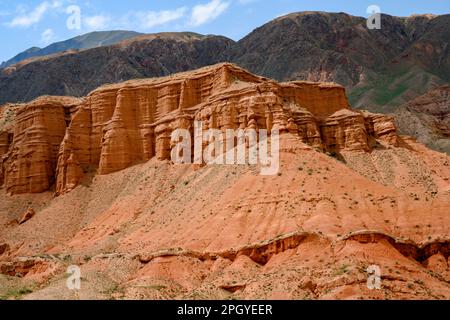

0,0,449,63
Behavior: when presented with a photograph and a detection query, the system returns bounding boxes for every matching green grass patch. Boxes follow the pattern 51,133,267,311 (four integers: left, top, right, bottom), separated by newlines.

334,265,350,276
0,287,33,300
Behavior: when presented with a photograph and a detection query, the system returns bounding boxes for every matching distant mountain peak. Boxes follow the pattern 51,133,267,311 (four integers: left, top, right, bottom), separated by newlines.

0,30,143,69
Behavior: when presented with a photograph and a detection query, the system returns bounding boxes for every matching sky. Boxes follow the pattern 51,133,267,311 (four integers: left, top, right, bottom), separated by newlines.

0,0,449,63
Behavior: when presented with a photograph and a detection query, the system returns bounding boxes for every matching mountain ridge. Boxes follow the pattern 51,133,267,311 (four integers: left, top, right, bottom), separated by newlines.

0,30,143,69
2,12,448,107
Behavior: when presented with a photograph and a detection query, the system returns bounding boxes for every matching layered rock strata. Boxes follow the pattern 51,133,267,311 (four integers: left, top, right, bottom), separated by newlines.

1,97,80,194
0,63,398,195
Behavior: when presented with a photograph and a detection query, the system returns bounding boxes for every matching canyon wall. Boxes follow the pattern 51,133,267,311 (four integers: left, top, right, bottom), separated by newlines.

1,97,80,194
0,63,398,195
0,131,9,185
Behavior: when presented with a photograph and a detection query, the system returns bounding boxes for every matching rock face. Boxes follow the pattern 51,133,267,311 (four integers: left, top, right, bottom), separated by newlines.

0,63,399,195
2,97,80,194
407,85,450,137
0,105,15,185
395,85,450,154
320,109,398,152
363,111,399,146
0,131,10,185
18,208,36,225
322,109,370,152
55,63,355,194
0,243,8,256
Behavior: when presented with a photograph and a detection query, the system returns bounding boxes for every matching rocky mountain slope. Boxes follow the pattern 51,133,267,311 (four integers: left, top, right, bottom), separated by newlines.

0,32,232,105
0,64,448,300
395,85,450,154
1,12,449,110
0,31,143,69
230,12,450,112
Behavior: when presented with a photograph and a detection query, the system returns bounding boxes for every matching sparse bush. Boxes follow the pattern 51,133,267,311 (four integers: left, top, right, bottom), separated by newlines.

0,287,33,300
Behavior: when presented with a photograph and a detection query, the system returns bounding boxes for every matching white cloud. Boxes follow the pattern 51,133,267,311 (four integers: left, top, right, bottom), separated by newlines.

136,7,188,29
7,2,48,27
7,1,62,28
83,15,111,30
41,28,55,44
238,0,260,4
5,1,229,31
51,1,63,9
190,0,230,27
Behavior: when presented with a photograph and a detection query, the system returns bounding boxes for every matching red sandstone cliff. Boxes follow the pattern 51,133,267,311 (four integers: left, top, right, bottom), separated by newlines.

0,63,398,195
